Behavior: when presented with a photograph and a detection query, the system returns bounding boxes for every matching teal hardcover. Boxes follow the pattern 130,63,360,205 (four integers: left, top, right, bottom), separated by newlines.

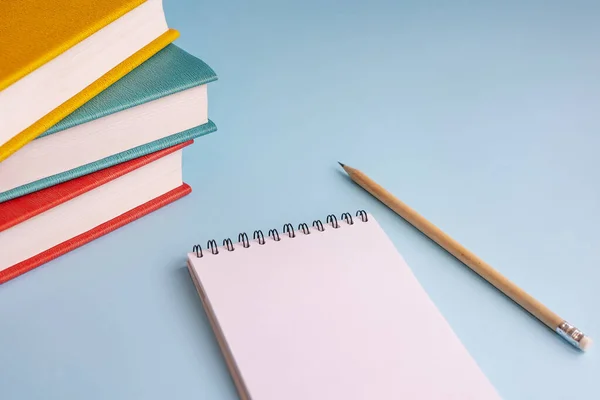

0,44,218,203
41,44,218,138
0,121,217,203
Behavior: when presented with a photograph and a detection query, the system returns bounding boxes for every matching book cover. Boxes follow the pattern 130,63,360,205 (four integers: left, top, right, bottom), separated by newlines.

0,121,216,203
41,44,218,138
0,0,146,91
0,140,192,231
0,0,179,162
0,184,191,284
0,141,193,284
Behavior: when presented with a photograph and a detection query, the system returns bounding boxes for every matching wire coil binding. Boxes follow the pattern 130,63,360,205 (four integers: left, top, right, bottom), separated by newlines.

207,240,219,255
253,230,265,245
283,223,295,238
192,210,369,258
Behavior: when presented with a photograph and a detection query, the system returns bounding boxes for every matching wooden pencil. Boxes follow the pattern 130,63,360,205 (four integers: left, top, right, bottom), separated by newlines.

339,162,592,351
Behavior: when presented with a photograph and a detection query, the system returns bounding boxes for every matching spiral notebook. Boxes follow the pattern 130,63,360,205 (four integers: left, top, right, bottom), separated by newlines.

187,212,500,400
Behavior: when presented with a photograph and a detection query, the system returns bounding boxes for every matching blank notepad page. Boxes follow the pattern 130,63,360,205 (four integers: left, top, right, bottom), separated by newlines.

188,215,500,400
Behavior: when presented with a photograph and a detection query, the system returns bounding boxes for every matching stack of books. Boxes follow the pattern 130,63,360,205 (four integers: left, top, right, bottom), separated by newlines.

0,0,217,284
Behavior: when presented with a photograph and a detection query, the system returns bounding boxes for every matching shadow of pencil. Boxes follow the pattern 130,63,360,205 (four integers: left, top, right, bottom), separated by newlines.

335,168,354,184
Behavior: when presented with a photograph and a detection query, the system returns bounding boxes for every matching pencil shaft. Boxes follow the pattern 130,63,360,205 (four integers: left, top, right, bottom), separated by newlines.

344,165,563,329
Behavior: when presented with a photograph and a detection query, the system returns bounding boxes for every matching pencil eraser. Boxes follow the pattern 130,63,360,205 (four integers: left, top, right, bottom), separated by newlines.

580,336,593,351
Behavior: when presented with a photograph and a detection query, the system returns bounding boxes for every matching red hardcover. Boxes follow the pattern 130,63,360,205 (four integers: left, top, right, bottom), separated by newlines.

0,141,193,284
0,184,191,284
0,140,193,231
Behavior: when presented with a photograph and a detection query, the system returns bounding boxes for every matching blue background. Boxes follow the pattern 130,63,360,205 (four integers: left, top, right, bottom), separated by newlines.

1,0,599,398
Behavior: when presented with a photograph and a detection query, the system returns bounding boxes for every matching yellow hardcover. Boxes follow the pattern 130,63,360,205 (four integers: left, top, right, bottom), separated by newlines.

0,0,146,91
0,29,179,162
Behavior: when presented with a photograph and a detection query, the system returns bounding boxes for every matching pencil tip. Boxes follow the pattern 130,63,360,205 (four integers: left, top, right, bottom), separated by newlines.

338,161,345,168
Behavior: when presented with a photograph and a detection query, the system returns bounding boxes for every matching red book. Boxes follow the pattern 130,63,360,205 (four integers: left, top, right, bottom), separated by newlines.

0,141,193,284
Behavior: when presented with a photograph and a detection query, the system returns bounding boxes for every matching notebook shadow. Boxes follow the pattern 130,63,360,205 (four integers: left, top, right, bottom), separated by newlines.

172,265,240,396
174,266,225,355
174,264,213,337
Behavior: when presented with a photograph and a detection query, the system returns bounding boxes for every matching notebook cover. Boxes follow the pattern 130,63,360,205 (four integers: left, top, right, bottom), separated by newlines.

0,140,192,232
0,183,191,285
187,215,500,399
0,29,179,162
41,44,218,138
0,0,146,91
0,120,216,203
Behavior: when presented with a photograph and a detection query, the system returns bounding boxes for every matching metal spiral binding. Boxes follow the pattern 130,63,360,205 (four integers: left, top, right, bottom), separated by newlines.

223,238,235,251
239,233,250,248
193,244,203,258
313,219,325,232
340,212,354,225
356,210,368,222
298,223,310,235
253,230,265,245
268,229,281,241
283,223,295,238
207,240,219,255
326,214,339,228
192,210,369,258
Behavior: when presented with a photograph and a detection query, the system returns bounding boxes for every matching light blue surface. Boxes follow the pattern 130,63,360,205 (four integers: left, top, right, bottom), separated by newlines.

1,1,598,399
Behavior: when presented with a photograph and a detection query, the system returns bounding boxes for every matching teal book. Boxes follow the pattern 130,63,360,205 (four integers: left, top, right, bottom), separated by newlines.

0,44,217,203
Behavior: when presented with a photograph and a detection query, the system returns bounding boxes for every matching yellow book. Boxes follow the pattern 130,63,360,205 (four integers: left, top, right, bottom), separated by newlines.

0,0,178,162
